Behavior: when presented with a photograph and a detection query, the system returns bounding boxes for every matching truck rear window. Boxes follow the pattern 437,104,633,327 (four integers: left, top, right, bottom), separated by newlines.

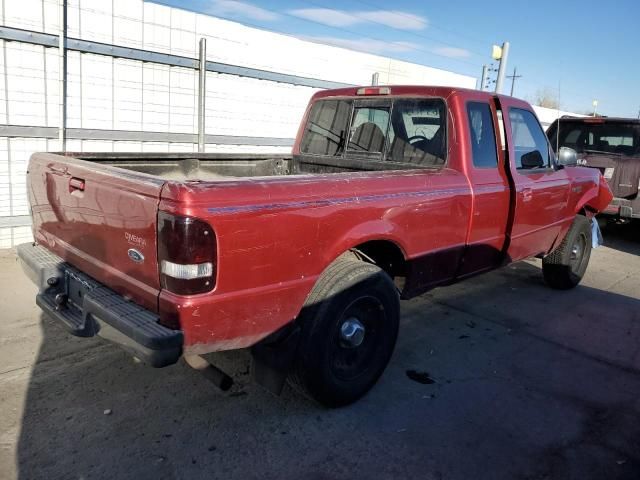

548,120,640,156
300,97,447,167
300,99,353,156
387,99,446,166
347,106,390,153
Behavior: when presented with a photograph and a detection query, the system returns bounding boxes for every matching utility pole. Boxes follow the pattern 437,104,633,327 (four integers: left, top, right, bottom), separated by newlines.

480,65,488,91
493,41,510,94
506,67,522,97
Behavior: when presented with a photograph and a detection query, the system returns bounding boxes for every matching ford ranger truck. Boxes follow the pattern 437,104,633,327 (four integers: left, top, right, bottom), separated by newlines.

547,116,640,220
18,86,612,407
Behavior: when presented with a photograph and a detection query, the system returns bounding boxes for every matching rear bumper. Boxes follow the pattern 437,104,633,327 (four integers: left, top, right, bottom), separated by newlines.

601,197,640,219
17,243,183,367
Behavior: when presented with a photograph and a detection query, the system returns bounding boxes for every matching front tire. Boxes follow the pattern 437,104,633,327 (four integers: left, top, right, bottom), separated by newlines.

542,215,592,289
289,257,400,407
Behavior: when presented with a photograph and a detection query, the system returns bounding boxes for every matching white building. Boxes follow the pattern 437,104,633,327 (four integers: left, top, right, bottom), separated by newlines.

0,1,574,248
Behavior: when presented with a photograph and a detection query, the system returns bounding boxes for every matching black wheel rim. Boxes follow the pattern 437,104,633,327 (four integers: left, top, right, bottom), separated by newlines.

569,232,588,274
329,295,386,382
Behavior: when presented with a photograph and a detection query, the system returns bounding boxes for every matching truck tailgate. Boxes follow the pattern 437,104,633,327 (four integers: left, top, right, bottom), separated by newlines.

27,153,164,312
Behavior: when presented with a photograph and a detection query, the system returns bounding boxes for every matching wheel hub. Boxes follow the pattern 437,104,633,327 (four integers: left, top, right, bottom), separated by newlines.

571,243,581,260
339,317,366,348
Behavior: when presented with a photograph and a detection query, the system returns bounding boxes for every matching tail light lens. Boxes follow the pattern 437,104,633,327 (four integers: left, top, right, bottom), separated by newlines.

157,211,217,295
356,86,390,95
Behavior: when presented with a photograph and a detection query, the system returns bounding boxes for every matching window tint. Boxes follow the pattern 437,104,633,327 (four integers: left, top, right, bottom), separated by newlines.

467,102,498,168
509,108,551,170
600,135,633,147
300,100,352,155
564,128,581,145
548,120,640,156
387,99,446,166
347,107,390,153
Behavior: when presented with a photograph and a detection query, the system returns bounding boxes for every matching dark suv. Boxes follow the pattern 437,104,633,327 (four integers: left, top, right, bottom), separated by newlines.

548,117,640,220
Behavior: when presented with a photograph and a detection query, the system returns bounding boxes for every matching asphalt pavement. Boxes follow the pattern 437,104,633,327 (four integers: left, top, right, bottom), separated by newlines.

1,222,639,480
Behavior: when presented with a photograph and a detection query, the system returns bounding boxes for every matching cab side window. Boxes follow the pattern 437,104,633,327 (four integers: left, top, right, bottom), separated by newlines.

509,108,551,170
467,102,498,168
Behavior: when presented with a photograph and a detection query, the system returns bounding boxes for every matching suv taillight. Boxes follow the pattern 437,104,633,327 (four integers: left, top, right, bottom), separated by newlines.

157,211,217,295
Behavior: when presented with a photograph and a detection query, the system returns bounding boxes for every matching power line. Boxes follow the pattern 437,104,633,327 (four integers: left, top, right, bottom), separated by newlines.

275,8,483,69
342,0,492,47
294,0,489,59
153,1,483,73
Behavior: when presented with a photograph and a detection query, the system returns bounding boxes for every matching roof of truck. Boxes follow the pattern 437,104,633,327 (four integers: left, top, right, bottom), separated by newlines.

310,86,535,113
557,116,640,124
313,85,499,101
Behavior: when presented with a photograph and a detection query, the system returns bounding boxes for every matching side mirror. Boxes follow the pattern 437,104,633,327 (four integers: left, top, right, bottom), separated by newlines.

557,147,578,167
521,150,544,169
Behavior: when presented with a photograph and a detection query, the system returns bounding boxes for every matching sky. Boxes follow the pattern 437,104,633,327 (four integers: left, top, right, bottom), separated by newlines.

155,0,640,117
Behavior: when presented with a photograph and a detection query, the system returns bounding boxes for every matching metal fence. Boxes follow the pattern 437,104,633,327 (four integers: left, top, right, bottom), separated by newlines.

0,0,478,247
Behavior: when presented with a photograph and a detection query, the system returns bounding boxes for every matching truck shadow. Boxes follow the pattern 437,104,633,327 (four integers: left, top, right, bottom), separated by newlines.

15,260,640,479
601,220,640,256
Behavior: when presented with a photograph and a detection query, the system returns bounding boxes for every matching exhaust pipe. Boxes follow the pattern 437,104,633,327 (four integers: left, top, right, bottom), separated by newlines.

184,354,233,391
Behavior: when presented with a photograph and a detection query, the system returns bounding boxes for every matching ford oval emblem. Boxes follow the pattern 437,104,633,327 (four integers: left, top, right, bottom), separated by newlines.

128,248,145,263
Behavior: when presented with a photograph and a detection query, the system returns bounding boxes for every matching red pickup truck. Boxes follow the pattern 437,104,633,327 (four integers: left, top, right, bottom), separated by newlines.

18,86,612,406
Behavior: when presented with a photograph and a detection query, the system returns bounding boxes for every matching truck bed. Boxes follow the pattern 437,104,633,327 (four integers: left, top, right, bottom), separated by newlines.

67,153,294,181
66,152,427,181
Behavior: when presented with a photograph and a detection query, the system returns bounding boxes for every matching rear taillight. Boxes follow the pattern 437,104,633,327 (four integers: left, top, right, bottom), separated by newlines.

157,211,217,295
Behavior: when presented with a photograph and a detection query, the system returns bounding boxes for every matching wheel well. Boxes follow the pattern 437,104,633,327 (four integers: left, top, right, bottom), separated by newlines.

350,240,407,278
579,206,597,218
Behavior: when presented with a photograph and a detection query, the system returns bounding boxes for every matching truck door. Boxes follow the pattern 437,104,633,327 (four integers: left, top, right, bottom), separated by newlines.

457,95,511,277
498,98,572,262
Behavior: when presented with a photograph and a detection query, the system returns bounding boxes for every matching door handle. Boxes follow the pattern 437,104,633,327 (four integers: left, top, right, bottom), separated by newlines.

49,165,69,175
521,187,533,202
69,177,85,192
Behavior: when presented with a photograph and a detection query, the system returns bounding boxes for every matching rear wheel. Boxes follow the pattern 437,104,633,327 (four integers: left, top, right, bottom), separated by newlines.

289,256,400,407
542,215,592,289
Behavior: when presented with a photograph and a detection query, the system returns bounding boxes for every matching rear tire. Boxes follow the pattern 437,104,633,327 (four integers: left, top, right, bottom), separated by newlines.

289,257,400,407
542,215,592,290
